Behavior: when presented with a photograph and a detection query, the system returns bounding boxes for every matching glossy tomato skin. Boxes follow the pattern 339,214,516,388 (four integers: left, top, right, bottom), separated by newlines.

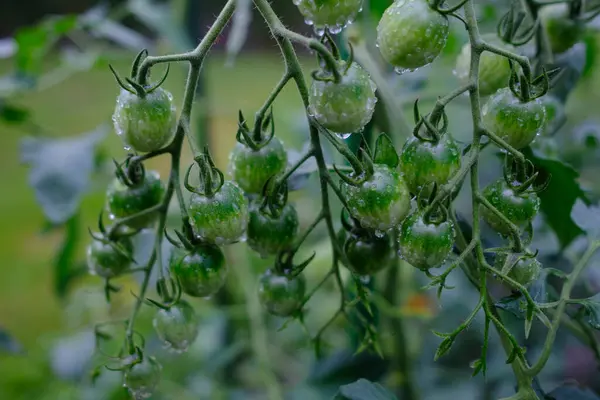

123,355,161,400
86,236,133,278
455,34,514,96
482,88,546,149
247,202,299,257
153,300,199,353
258,269,306,317
399,134,461,194
480,179,540,236
294,0,363,33
188,181,249,245
377,0,449,71
342,164,411,231
344,233,394,275
309,61,377,136
171,244,228,298
541,4,583,54
398,212,455,270
495,252,542,287
106,170,165,230
229,137,287,194
113,88,177,153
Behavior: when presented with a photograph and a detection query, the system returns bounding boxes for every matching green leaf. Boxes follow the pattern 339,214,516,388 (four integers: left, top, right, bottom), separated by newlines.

334,379,397,400
434,336,455,361
0,101,29,124
495,269,550,321
53,214,84,298
571,199,600,239
373,134,399,168
578,293,600,330
20,126,107,223
523,147,587,249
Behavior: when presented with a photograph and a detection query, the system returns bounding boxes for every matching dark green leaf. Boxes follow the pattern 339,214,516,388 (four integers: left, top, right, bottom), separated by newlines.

20,126,107,223
53,214,84,298
495,269,550,320
434,336,455,360
369,0,393,18
334,379,397,400
523,147,588,248
0,328,23,354
579,293,600,330
0,101,29,124
546,383,600,400
571,199,600,239
373,134,399,168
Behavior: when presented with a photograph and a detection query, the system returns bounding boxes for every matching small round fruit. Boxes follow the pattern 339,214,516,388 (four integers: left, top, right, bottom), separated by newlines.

106,170,165,230
112,87,177,153
153,300,199,353
123,355,161,400
294,0,363,34
377,0,449,71
188,181,249,245
229,137,287,194
344,233,394,275
258,269,306,317
496,252,542,287
482,88,546,149
342,164,411,231
309,61,377,136
86,236,133,278
399,134,461,194
247,203,299,257
539,95,564,136
541,4,583,54
455,34,514,96
171,244,227,298
480,179,540,236
398,212,455,270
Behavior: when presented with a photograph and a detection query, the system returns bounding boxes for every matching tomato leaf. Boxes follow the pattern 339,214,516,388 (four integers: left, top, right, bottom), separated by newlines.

0,101,29,124
53,214,85,298
334,378,397,400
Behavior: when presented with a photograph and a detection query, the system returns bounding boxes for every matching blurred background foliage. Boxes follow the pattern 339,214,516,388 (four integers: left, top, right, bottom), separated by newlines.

1,0,600,399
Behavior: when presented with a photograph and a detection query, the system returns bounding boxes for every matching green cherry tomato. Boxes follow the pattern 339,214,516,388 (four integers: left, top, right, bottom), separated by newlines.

541,4,583,54
229,137,287,194
106,170,165,230
309,61,377,136
294,0,363,34
455,34,514,97
171,244,227,298
480,179,540,236
86,236,133,278
153,300,199,353
112,87,177,153
188,181,249,245
399,134,461,194
342,164,411,231
398,212,455,270
539,95,564,136
123,355,161,400
247,202,299,257
482,88,546,149
377,0,449,72
496,252,542,287
258,269,306,317
344,233,394,275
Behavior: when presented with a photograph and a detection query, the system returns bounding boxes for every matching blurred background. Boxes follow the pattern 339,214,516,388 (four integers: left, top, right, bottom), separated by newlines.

2,1,600,399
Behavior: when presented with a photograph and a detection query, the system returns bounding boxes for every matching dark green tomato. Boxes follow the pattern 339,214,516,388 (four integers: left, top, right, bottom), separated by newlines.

295,0,363,34
247,203,299,257
112,87,177,153
541,4,583,54
86,236,133,278
309,61,377,136
188,181,249,245
342,164,411,231
482,88,546,149
495,252,542,287
106,170,165,230
480,179,540,236
398,213,455,270
123,355,161,400
228,137,287,194
344,233,394,275
152,300,199,353
258,269,306,317
399,134,461,194
377,0,449,72
171,244,227,298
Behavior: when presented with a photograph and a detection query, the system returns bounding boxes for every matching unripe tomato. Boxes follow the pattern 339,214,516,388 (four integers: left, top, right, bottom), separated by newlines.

482,88,546,149
153,300,199,353
258,269,306,317
541,4,583,54
171,244,227,298
495,252,542,287
112,88,177,153
342,164,411,231
247,202,299,257
229,137,287,194
377,0,449,72
309,61,377,137
294,0,363,34
123,355,161,400
86,237,133,278
344,233,394,275
398,212,455,270
188,181,249,245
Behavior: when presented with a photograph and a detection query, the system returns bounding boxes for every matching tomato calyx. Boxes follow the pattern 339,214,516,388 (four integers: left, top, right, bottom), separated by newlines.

429,0,469,15
497,5,538,46
310,32,346,84
507,60,560,103
184,146,225,197
237,108,277,151
502,155,550,195
418,183,451,226
109,50,170,99
113,154,147,188
412,99,450,145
